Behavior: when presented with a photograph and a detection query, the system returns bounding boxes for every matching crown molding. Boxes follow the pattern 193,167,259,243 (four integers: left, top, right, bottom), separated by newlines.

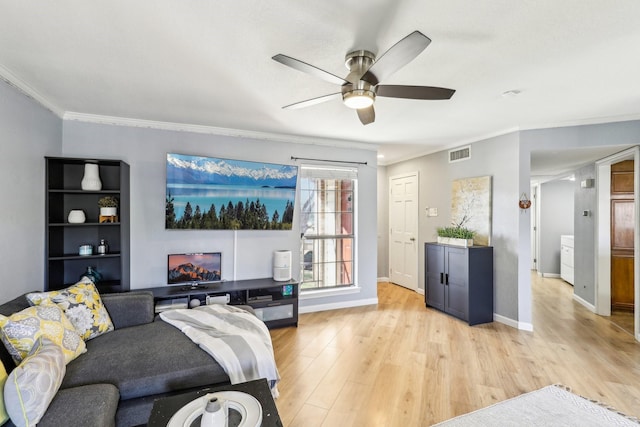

0,63,64,117
63,111,378,152
521,113,640,132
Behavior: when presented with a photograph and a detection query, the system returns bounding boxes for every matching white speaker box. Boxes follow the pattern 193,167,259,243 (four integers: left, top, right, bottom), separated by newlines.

273,250,292,282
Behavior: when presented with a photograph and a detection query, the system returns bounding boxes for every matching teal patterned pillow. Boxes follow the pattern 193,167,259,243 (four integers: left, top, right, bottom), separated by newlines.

4,337,66,427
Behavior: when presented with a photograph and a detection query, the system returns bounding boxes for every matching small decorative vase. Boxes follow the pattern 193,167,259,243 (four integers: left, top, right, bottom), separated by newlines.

78,245,93,256
81,162,102,191
80,266,102,284
100,207,117,216
68,209,86,223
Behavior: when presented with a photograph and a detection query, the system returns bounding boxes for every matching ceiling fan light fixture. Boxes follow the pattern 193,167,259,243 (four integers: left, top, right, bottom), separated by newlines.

343,89,375,109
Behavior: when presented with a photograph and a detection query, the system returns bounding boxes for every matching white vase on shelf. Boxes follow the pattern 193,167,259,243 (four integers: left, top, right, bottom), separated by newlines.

81,162,102,191
68,210,86,224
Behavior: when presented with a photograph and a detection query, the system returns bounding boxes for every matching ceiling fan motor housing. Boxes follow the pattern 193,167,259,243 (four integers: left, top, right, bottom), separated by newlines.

342,50,377,109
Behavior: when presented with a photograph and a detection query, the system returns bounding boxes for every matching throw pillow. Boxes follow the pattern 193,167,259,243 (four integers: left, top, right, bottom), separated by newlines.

27,280,114,341
0,303,86,365
4,337,66,427
0,360,8,425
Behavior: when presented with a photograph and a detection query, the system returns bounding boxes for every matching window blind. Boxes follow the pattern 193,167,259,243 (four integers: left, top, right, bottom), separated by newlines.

300,165,358,180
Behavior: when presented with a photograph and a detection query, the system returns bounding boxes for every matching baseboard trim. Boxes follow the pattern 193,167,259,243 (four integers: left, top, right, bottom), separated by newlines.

573,294,596,312
494,313,534,331
541,273,561,278
377,277,390,282
415,288,425,296
299,297,378,314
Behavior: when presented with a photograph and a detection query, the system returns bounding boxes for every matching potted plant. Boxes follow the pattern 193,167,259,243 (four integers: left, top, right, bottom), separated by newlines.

436,226,475,247
98,196,119,217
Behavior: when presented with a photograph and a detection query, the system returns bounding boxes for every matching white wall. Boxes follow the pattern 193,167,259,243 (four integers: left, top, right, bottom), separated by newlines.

518,121,640,325
386,133,521,322
377,165,389,279
382,121,640,328
538,179,574,275
61,120,379,309
574,163,597,304
0,82,62,303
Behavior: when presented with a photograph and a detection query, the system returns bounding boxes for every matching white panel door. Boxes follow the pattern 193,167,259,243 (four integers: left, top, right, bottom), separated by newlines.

389,173,419,290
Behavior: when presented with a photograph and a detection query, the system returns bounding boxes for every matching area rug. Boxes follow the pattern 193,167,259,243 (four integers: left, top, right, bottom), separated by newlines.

432,385,639,426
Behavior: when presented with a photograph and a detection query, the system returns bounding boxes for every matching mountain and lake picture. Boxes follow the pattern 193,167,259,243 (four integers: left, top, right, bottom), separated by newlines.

166,153,298,230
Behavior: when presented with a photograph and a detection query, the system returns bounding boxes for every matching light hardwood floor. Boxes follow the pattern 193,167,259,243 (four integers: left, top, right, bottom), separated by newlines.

270,275,640,426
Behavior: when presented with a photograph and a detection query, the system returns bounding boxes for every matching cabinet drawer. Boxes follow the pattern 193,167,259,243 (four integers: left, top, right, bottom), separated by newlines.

254,303,294,322
561,264,574,285
560,235,574,248
561,245,574,268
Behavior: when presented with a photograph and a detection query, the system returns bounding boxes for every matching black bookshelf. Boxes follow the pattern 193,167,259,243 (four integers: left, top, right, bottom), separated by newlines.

45,157,130,293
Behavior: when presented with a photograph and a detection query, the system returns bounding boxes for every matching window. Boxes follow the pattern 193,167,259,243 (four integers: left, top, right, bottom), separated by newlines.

299,165,357,290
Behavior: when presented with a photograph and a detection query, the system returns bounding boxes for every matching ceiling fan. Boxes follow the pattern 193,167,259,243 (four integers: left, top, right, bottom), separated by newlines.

272,31,456,125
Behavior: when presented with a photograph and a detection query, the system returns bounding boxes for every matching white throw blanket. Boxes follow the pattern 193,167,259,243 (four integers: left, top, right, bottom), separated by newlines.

160,304,280,397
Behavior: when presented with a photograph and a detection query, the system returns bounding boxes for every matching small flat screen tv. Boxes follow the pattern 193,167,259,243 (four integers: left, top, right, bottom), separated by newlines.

167,252,222,285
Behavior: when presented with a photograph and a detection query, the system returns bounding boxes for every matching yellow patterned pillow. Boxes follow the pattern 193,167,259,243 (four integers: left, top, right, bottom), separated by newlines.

0,303,86,365
0,360,8,425
27,280,114,341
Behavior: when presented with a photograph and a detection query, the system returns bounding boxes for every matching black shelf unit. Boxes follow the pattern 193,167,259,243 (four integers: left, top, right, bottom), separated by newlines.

45,157,130,293
149,278,299,329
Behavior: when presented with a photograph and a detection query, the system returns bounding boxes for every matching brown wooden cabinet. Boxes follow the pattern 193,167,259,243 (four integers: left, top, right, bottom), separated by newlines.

611,160,635,311
45,157,130,293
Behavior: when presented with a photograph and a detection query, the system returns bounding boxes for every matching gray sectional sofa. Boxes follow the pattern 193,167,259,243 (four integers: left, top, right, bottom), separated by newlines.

0,291,234,427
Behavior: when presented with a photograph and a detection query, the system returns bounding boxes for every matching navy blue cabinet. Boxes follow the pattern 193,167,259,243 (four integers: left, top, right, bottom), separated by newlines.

425,243,493,325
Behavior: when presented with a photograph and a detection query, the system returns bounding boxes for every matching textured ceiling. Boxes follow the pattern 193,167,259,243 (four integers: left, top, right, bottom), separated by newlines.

1,1,639,166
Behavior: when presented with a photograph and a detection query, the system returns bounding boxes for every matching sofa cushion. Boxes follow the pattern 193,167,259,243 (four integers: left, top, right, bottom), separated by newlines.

26,280,114,341
0,303,86,365
62,320,228,400
37,384,119,427
101,291,155,329
4,338,65,427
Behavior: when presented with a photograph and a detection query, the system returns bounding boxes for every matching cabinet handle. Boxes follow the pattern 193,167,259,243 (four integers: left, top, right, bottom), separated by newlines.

445,273,449,285
440,273,443,284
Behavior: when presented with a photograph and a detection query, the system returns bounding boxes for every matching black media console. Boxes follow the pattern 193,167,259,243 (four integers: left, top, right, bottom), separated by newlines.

148,278,299,329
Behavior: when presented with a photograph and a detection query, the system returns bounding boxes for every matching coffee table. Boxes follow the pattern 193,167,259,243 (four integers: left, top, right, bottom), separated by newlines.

147,378,283,427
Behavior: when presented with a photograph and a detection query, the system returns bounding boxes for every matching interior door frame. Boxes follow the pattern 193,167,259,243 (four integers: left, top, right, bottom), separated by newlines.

388,171,419,292
595,146,639,341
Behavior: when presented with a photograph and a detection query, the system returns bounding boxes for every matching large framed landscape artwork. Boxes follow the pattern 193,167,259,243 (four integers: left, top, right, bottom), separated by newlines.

165,153,298,230
451,175,492,245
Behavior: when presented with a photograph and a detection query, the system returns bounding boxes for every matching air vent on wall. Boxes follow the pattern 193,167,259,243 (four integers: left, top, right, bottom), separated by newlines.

449,145,471,163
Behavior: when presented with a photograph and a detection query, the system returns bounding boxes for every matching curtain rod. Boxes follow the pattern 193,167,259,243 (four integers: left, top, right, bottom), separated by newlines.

291,156,367,166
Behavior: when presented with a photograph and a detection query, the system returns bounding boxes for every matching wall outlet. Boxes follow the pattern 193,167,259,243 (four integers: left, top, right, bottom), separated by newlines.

426,207,438,217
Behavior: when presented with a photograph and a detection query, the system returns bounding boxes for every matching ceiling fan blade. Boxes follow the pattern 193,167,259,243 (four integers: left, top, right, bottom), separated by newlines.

362,31,432,85
272,54,349,86
357,105,375,125
376,85,455,100
282,92,342,110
